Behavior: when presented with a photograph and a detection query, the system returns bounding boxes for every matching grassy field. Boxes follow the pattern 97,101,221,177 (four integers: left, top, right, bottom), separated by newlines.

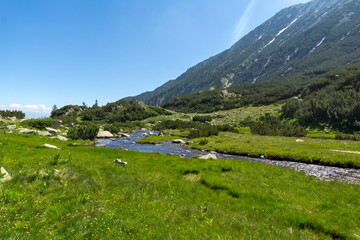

189,132,360,168
1,132,360,239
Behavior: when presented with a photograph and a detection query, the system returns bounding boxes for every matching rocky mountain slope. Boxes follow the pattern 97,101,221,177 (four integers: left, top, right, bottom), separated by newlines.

126,0,360,106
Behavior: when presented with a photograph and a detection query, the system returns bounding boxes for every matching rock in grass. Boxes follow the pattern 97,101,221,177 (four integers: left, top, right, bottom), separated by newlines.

57,136,68,141
97,144,106,147
172,139,185,144
43,143,60,150
0,167,11,182
19,128,35,134
296,139,305,143
38,131,51,136
45,127,61,135
198,154,217,160
114,159,127,166
4,125,16,130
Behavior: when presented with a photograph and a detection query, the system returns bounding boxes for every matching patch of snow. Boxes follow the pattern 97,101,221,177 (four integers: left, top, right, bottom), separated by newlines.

309,37,326,54
259,16,300,52
315,9,318,13
287,55,290,61
257,35,263,41
264,57,271,67
252,77,258,84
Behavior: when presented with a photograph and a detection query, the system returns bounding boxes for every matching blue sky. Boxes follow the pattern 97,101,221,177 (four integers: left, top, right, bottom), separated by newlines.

0,0,309,118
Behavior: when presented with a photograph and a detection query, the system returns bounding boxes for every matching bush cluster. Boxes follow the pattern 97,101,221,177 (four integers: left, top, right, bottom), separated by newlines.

335,132,360,141
68,123,99,140
250,114,306,137
21,118,56,130
104,121,144,133
193,115,212,122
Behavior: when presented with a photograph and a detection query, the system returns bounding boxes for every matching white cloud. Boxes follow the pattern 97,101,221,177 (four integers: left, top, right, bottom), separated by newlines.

0,104,51,114
233,0,258,43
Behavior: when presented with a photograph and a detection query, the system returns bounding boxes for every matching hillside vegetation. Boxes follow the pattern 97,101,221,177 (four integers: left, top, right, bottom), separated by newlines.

51,100,171,124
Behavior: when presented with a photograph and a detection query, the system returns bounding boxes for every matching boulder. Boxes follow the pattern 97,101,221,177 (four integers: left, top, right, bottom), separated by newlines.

120,133,130,138
51,120,62,129
5,125,16,130
97,130,114,138
38,131,51,136
45,127,61,135
0,167,11,182
8,116,17,122
172,139,185,144
97,144,106,147
57,136,68,141
198,154,217,160
19,128,35,134
43,143,60,150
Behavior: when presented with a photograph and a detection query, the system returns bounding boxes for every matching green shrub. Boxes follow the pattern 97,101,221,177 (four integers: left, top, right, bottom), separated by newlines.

21,118,56,130
250,114,306,137
199,139,209,145
335,132,360,141
188,126,220,139
68,123,99,140
193,115,213,122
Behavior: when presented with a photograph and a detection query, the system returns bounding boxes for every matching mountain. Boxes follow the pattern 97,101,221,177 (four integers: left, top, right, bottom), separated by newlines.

126,0,360,106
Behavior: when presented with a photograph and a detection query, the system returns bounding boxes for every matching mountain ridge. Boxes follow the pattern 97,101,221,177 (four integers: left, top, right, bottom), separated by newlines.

126,0,360,106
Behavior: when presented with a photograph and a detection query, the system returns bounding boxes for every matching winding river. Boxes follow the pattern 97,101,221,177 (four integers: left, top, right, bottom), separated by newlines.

97,130,360,185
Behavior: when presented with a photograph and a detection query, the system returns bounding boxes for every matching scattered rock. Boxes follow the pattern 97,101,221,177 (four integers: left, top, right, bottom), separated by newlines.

110,138,117,141
38,131,51,136
97,130,114,138
43,143,60,150
296,139,305,143
19,128,35,134
45,127,61,135
5,125,16,130
172,139,185,144
114,159,127,166
51,120,62,129
120,133,130,138
0,167,11,182
198,154,217,160
57,136,68,141
8,116,17,122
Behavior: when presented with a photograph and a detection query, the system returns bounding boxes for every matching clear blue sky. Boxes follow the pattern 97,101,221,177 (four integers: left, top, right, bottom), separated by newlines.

0,0,309,117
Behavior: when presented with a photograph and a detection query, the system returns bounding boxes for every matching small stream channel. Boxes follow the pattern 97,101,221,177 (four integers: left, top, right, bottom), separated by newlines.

96,130,360,185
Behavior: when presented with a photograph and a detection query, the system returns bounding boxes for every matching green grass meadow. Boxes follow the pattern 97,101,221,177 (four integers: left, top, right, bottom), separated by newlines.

1,132,360,239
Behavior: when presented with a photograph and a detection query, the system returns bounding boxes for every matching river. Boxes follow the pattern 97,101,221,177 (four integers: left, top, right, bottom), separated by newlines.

97,130,360,185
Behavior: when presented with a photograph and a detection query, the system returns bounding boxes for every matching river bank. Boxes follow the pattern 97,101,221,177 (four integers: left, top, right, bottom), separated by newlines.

97,130,360,184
